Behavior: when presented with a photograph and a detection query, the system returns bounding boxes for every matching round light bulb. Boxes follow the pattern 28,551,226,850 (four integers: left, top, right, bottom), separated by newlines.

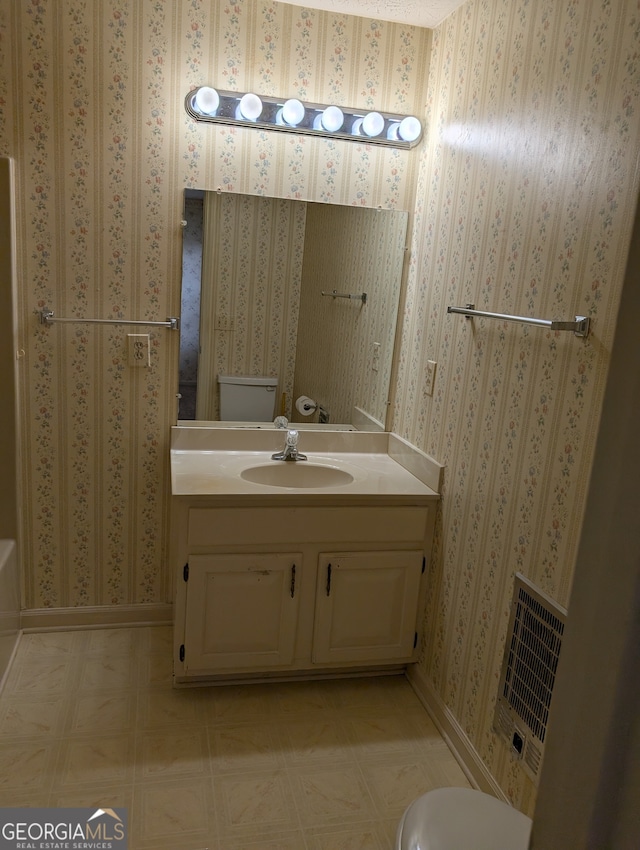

386,122,401,140
398,115,422,142
362,111,384,137
194,86,220,116
238,92,263,121
281,98,305,126
320,105,344,132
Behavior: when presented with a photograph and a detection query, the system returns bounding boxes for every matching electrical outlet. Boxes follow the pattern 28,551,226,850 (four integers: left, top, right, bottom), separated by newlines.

127,333,150,368
372,342,381,372
425,359,437,395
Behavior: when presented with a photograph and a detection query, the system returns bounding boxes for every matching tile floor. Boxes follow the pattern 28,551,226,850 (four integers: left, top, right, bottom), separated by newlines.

0,626,471,849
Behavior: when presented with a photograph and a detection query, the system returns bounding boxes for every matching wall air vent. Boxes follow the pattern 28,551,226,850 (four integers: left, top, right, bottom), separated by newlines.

493,573,567,784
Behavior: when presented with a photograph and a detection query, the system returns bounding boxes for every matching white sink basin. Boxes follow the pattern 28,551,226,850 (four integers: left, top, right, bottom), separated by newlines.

171,427,444,497
240,462,355,489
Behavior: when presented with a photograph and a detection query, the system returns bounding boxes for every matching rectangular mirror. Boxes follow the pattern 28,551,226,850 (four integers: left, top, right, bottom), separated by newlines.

179,190,408,429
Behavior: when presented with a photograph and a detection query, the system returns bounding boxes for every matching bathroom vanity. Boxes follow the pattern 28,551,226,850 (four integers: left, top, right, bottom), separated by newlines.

170,426,442,684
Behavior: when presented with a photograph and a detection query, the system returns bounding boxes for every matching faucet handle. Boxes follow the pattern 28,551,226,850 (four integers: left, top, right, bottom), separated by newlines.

286,429,299,446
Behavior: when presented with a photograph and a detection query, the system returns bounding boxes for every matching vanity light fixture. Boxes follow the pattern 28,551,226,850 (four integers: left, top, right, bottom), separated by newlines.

185,86,423,149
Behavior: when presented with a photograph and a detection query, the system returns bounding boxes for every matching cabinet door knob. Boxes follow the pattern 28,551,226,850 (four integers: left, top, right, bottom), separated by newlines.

290,564,296,598
326,563,332,596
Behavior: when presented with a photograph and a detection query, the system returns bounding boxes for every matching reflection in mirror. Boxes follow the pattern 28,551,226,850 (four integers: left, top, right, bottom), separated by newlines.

179,191,408,429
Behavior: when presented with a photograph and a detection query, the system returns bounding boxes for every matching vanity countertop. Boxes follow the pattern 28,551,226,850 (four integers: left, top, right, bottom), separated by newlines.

170,426,443,502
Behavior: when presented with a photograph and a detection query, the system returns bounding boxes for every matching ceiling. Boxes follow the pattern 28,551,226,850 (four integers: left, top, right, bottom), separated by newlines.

277,0,466,30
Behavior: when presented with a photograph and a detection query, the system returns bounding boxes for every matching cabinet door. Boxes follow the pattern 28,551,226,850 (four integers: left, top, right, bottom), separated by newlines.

313,551,423,665
184,553,301,672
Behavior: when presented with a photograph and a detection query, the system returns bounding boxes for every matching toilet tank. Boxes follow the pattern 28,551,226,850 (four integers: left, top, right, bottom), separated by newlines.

217,375,278,421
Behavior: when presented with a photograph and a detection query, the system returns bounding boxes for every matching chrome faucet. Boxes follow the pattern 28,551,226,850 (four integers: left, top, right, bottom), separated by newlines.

271,429,307,462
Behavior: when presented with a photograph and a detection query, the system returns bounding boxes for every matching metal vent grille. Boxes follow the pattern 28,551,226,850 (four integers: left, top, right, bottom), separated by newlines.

494,573,567,784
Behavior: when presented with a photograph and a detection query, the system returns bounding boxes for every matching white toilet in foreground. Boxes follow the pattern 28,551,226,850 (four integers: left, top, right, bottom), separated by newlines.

396,787,532,850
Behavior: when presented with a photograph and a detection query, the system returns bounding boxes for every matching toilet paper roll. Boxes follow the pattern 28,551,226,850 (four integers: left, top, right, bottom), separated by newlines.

295,395,317,416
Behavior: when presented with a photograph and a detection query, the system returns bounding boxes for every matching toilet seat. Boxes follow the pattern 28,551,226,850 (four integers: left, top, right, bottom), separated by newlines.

396,787,532,850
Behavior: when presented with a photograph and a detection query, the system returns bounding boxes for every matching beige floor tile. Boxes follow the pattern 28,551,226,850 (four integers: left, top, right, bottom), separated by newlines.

408,706,450,746
323,677,405,716
138,651,174,688
204,684,279,724
130,839,217,850
64,691,137,735
57,733,136,788
380,677,434,715
213,769,299,838
208,721,286,773
77,655,137,692
278,716,353,767
345,714,431,759
3,656,75,696
19,630,84,657
0,790,52,806
139,625,173,654
0,740,59,797
136,727,211,781
305,822,389,850
85,627,141,656
0,694,66,738
138,686,204,729
218,830,307,850
132,776,216,847
422,744,472,787
49,782,133,809
380,818,400,848
359,759,434,819
289,766,376,828
0,628,471,847
269,680,335,718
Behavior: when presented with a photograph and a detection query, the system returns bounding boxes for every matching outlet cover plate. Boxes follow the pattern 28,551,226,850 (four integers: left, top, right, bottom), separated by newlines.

127,333,150,367
425,360,437,395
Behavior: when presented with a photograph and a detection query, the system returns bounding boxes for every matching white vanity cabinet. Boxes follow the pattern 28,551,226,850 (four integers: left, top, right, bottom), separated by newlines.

184,553,302,671
172,502,436,684
312,550,424,665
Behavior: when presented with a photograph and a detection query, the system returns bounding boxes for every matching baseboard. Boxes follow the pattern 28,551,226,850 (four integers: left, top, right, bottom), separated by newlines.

0,630,22,698
21,603,173,632
406,664,508,801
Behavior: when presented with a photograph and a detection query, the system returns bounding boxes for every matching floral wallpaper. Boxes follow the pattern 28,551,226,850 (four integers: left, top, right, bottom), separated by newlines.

293,202,407,425
1,0,639,816
393,0,640,813
197,191,305,421
0,0,429,609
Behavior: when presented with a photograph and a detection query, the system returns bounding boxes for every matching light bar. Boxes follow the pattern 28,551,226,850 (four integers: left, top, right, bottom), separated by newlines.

185,86,423,149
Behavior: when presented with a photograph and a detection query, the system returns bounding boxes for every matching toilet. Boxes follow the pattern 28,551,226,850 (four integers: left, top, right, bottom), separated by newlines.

217,374,278,421
396,787,532,850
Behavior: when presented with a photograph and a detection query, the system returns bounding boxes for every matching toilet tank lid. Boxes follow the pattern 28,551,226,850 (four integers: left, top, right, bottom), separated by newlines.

217,374,278,387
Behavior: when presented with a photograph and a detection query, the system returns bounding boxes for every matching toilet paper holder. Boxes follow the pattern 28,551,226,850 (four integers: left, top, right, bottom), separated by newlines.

295,395,317,415
295,396,330,422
